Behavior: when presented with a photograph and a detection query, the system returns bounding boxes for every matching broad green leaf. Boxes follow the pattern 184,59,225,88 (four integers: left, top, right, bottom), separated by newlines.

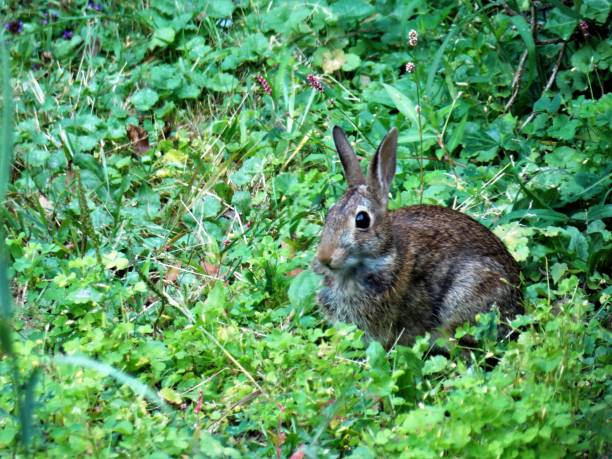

207,0,235,18
331,0,374,20
581,0,610,22
204,72,239,93
288,270,320,307
422,355,448,375
149,27,176,49
544,8,578,39
550,262,567,284
131,88,159,111
494,222,535,262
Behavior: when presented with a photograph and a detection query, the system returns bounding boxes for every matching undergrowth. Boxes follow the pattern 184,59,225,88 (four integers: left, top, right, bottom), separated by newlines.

0,0,610,457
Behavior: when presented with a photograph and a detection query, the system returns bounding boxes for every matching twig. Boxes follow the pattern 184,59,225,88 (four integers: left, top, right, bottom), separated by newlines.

207,390,262,432
504,50,529,112
536,38,565,45
520,42,567,131
505,4,536,112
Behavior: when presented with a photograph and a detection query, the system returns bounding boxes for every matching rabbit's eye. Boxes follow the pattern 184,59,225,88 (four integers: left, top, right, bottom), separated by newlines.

355,211,370,229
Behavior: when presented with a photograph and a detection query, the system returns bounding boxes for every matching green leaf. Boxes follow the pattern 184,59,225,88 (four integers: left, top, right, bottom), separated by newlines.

383,83,418,126
550,262,567,284
544,8,578,39
422,355,448,375
150,64,183,91
493,222,535,262
230,157,264,186
131,88,159,111
534,94,561,113
288,271,320,308
159,387,183,404
206,0,235,18
331,0,375,20
204,72,239,93
54,355,169,410
202,195,222,219
581,0,611,22
342,53,361,71
149,27,176,49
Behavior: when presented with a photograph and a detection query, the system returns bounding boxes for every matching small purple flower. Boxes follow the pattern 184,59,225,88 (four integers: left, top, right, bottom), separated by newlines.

42,11,59,25
88,1,103,11
5,20,23,35
307,74,324,93
62,29,74,40
579,20,589,38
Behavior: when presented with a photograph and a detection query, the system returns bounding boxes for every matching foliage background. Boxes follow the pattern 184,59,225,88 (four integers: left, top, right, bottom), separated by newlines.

0,0,610,457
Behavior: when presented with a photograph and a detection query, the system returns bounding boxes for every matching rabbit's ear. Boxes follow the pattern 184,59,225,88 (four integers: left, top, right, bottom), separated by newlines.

333,126,365,186
367,128,398,205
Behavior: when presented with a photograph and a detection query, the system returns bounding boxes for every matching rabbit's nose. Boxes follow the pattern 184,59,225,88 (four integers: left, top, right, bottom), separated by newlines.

317,248,333,268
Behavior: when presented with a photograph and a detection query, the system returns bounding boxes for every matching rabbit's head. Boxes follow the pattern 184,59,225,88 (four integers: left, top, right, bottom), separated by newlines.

314,126,399,276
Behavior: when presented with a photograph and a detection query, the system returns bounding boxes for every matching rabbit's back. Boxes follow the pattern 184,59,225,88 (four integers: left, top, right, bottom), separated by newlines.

390,205,522,342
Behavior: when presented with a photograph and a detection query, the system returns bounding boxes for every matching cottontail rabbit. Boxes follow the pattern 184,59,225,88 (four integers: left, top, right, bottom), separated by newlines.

313,126,522,349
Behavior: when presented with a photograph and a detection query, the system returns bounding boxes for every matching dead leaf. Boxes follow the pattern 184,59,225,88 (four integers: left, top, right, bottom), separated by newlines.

287,268,303,277
38,194,54,214
126,124,150,154
164,263,181,283
202,261,220,277
322,49,345,74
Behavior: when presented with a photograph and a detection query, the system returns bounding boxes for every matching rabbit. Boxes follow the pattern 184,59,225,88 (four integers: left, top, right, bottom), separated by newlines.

312,126,523,350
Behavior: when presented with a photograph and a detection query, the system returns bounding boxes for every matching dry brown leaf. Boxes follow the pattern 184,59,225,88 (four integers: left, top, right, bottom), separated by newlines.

164,263,181,283
202,261,220,277
126,124,150,154
287,268,303,277
38,194,54,214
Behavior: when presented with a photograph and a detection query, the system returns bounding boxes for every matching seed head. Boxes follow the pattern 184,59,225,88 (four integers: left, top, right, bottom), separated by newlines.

408,29,418,47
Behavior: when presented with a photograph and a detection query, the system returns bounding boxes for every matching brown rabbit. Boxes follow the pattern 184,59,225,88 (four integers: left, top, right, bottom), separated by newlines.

312,126,522,349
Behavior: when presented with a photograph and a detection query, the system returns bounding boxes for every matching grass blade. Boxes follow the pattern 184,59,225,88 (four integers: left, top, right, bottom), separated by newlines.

18,367,41,448
0,38,13,320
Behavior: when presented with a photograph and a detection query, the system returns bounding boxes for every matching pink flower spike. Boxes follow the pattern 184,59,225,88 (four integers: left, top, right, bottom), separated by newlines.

256,75,272,95
405,62,416,73
307,74,324,93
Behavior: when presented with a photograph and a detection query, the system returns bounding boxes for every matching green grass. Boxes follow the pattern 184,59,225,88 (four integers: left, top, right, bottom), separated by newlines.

0,0,610,457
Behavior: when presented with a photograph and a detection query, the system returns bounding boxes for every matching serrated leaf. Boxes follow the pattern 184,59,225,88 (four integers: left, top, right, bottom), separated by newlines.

550,262,567,284
422,355,448,375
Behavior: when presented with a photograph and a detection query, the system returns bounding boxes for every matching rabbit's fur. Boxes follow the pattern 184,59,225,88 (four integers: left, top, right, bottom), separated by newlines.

313,126,522,349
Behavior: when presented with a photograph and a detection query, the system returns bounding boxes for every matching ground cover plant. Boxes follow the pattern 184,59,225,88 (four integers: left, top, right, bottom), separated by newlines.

0,0,610,457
